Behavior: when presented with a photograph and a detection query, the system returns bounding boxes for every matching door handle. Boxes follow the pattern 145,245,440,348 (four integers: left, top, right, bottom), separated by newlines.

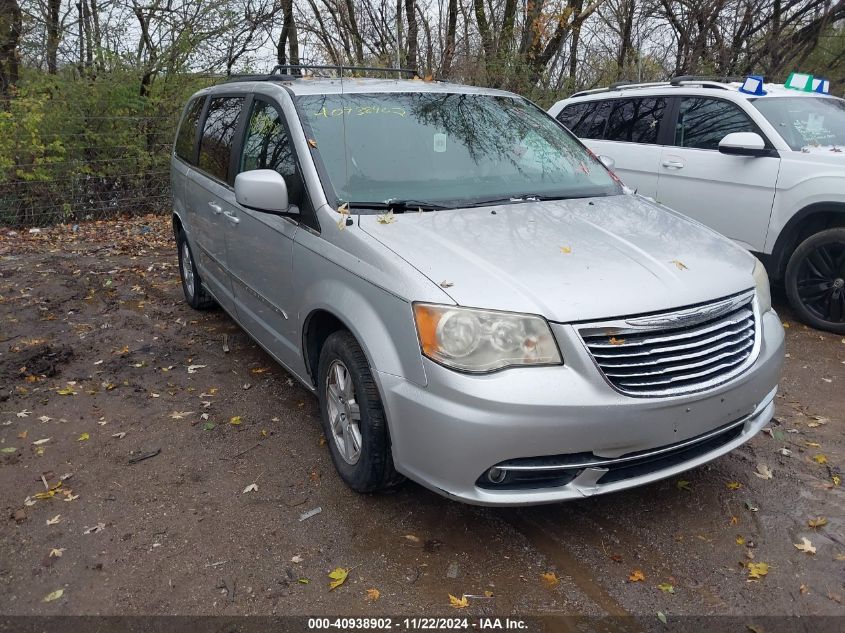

661,159,685,170
223,210,240,225
208,202,222,215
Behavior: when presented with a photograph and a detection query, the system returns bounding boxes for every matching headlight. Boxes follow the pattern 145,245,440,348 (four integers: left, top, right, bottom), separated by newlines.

413,303,562,372
753,258,771,314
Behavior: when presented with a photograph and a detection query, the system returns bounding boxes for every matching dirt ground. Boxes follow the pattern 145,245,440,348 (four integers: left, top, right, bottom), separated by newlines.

0,215,843,622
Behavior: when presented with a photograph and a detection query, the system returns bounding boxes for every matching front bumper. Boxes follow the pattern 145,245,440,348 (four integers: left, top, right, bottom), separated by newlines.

378,309,784,506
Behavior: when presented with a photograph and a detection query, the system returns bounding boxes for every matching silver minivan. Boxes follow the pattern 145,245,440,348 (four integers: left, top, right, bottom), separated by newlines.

170,67,784,506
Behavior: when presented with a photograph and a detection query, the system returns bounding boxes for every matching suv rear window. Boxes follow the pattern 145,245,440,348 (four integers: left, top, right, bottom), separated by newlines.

198,96,244,182
175,97,204,163
605,98,666,144
557,101,611,139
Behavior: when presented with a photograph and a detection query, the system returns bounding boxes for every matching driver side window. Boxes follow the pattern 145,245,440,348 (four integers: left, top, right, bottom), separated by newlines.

240,99,303,207
675,98,757,150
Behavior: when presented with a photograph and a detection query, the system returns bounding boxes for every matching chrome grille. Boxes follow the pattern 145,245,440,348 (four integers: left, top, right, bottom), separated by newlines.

579,291,758,397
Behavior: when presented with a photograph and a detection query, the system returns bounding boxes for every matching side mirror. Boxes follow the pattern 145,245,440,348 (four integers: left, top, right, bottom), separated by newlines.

234,169,295,214
598,154,615,169
718,132,769,157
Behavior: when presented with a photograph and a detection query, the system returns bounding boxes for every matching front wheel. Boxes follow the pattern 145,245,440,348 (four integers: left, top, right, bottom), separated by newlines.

784,227,845,334
317,330,404,493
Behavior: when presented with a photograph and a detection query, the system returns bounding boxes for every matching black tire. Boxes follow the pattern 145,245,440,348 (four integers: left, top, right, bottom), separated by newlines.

176,230,215,310
317,330,404,493
784,227,845,334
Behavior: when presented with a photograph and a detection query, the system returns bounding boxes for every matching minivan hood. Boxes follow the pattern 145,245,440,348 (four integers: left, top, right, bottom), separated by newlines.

358,195,755,323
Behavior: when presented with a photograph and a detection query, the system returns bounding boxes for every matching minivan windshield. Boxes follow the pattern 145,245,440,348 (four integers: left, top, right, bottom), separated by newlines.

751,96,845,150
297,92,622,209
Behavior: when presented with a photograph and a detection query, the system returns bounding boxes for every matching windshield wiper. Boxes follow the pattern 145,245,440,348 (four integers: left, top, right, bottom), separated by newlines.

462,192,608,208
344,199,454,212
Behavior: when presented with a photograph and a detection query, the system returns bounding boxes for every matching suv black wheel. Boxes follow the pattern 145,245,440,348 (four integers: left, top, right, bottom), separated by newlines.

177,230,216,310
785,227,845,334
317,330,404,492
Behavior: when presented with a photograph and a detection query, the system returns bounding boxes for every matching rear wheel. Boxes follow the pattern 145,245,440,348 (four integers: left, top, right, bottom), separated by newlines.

177,231,215,310
317,330,404,492
784,227,845,334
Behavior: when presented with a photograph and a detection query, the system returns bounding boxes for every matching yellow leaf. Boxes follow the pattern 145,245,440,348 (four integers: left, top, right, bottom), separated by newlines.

726,482,743,490
366,588,380,601
747,562,769,580
230,416,242,426
676,480,691,491
808,516,828,528
629,569,646,582
448,594,469,609
56,387,76,396
736,536,745,545
328,567,349,590
540,572,560,588
77,433,89,441
307,138,318,148
559,246,572,254
730,516,739,525
46,514,61,525
609,336,625,345
484,590,494,597
812,454,828,465
377,210,396,224
782,321,791,328
794,537,816,555
49,548,64,558
251,367,269,374
805,441,821,448
670,259,688,270
833,475,841,486
42,588,64,602
657,582,674,593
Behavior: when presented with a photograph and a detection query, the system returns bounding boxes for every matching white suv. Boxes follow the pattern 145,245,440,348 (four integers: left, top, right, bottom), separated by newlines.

549,76,845,333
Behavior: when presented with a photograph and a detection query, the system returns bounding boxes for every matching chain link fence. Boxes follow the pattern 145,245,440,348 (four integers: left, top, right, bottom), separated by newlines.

1,114,178,228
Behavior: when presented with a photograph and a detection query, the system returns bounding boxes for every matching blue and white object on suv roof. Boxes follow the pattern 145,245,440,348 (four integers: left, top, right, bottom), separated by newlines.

785,71,830,94
739,75,766,96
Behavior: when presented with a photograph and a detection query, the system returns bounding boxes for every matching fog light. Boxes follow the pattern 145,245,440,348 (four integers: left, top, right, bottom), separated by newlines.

487,467,507,484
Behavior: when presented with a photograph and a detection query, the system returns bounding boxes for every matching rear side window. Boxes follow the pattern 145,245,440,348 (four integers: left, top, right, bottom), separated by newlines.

605,98,666,144
198,97,244,182
564,100,612,139
556,102,591,133
175,98,204,163
239,100,303,206
675,97,756,150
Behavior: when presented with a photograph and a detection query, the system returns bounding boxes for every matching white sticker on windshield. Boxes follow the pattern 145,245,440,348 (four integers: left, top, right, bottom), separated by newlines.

433,133,447,153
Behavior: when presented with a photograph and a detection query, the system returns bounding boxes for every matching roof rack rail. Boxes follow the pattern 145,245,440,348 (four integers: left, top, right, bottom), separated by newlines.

225,64,420,84
669,75,746,86
569,81,669,98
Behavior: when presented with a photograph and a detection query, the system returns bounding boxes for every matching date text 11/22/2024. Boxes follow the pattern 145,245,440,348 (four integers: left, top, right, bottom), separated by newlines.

307,618,529,630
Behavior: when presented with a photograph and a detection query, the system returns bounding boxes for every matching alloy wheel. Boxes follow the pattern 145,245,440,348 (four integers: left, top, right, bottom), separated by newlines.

181,242,195,300
325,360,362,464
796,241,845,324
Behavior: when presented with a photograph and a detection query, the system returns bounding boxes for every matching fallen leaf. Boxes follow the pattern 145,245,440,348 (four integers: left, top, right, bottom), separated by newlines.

812,454,828,465
187,364,206,374
747,562,769,580
657,611,667,624
77,433,89,441
745,501,759,512
111,432,126,439
33,438,53,446
366,588,380,601
449,594,469,609
83,522,105,534
657,582,674,593
46,514,61,525
808,517,828,528
17,430,28,439
230,416,242,426
16,409,32,418
307,138,318,148
1,447,17,453
42,589,64,602
169,411,193,420
540,572,560,588
377,210,396,224
202,422,216,431
38,416,52,423
609,336,625,345
794,537,816,555
250,367,269,374
736,536,745,545
805,441,821,448
403,534,421,543
776,448,792,457
242,483,258,494
49,548,64,558
328,567,349,590
727,482,743,490
676,480,692,491
298,578,309,584
439,280,454,288
670,259,688,270
800,584,809,595
629,569,646,582
753,463,773,480
56,387,76,396
484,590,494,597
730,516,739,525
560,246,572,254
833,475,841,486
